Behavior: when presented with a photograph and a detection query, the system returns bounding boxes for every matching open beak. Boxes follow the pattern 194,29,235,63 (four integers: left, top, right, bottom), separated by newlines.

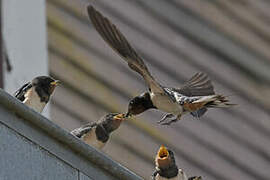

113,113,126,121
158,145,169,159
50,80,61,86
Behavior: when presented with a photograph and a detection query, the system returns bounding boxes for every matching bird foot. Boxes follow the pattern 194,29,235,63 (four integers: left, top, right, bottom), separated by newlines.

192,112,200,121
158,114,180,126
160,118,178,126
158,113,174,124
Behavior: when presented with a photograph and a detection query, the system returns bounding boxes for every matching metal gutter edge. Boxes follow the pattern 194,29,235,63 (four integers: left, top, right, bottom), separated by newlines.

0,88,143,180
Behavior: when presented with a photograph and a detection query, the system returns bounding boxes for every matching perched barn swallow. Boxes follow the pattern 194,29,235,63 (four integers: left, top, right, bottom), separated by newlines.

70,113,126,149
14,76,60,113
152,145,201,180
87,6,234,125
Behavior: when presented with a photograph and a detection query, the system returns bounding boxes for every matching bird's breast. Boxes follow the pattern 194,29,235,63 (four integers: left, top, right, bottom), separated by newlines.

82,129,105,149
150,92,182,115
23,88,46,113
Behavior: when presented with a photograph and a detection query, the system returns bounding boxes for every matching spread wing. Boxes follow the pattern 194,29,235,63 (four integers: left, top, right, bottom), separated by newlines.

70,122,97,138
14,82,32,102
87,5,163,93
174,72,215,97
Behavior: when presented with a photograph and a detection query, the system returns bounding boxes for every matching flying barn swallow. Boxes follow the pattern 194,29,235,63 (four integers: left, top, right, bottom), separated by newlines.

14,76,60,113
87,6,234,125
153,145,202,180
70,113,126,149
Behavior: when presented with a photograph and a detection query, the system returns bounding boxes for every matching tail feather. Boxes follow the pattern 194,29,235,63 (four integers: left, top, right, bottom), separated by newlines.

187,95,235,119
204,95,236,108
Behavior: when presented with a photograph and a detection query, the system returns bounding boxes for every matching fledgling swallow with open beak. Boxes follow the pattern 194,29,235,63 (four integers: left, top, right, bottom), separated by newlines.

70,113,126,150
87,6,235,126
14,76,60,113
152,145,202,180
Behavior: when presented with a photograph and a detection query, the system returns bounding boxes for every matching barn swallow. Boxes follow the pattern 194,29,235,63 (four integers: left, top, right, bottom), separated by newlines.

153,145,201,180
87,6,235,125
70,113,126,149
14,76,60,113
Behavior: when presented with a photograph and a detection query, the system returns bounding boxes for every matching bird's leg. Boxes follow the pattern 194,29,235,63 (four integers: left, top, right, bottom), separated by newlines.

158,113,175,124
160,114,182,126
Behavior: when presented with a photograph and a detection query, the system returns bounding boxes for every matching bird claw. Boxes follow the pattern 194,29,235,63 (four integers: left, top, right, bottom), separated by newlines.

158,113,174,124
160,118,178,126
158,114,180,125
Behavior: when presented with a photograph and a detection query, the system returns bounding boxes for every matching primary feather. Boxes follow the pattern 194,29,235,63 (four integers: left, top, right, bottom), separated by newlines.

87,5,164,93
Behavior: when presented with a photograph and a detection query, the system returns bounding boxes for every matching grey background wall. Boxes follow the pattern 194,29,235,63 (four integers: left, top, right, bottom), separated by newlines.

3,0,49,117
47,0,270,180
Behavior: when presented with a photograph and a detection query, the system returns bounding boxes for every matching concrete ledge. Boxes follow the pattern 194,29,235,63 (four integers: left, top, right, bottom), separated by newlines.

0,88,143,180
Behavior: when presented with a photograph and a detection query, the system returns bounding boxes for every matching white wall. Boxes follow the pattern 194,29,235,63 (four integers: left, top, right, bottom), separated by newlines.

2,0,49,117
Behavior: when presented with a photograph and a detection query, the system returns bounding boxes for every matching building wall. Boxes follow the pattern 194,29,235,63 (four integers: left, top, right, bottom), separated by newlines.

0,123,79,180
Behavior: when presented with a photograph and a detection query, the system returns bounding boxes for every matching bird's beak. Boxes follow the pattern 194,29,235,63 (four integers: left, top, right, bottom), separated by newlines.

50,80,61,86
124,112,132,118
158,145,169,159
113,113,126,121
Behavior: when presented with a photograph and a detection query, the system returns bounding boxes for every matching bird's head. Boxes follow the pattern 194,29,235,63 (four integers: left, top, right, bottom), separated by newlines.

99,113,126,134
155,145,176,170
125,92,154,117
154,145,184,179
95,113,126,143
32,76,60,95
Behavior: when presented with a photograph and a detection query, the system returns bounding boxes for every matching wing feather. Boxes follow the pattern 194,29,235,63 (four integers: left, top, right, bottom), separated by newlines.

14,82,32,102
87,5,163,93
175,72,215,96
70,122,97,138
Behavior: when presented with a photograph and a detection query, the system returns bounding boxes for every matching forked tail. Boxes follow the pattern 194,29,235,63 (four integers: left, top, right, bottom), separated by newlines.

190,95,235,118
204,95,236,108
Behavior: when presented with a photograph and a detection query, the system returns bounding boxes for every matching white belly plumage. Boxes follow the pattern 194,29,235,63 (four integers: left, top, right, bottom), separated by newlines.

155,169,188,180
23,88,46,113
82,129,105,150
150,92,183,115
